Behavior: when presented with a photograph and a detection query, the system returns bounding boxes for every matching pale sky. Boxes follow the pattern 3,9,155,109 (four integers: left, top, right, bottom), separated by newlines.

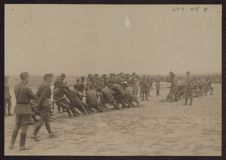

5,4,222,75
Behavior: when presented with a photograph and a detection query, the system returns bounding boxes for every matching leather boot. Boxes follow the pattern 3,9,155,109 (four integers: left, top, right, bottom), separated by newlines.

19,133,27,150
9,130,18,150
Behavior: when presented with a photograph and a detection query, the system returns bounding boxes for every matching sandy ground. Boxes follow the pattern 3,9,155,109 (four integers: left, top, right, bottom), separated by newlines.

4,84,221,156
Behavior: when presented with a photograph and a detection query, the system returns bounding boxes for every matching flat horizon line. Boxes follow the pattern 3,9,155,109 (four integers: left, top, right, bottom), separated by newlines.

5,72,222,77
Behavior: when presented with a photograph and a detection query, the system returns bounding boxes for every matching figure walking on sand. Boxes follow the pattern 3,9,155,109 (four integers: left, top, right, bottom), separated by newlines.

9,72,36,150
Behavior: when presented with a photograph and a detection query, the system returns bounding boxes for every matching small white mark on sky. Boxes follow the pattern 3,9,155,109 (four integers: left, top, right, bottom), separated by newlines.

124,14,131,29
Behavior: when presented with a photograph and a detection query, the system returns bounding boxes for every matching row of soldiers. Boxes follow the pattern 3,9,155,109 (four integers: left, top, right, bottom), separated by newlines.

7,72,159,151
52,73,162,118
5,71,214,151
4,73,161,117
167,71,214,105
53,73,141,117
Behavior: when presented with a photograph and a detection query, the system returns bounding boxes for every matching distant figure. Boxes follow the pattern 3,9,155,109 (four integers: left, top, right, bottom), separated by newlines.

147,77,152,97
9,72,36,150
140,76,149,101
31,74,55,141
156,75,161,96
4,76,12,116
207,78,214,95
167,71,178,101
125,82,139,106
74,77,85,93
184,71,193,105
130,73,139,98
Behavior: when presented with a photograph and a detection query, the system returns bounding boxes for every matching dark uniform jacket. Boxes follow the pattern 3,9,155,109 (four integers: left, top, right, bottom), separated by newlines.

140,79,148,91
101,87,114,102
112,84,126,97
185,77,193,91
74,82,85,92
125,86,135,100
36,82,51,108
64,89,83,107
86,90,98,106
54,80,67,89
54,80,68,100
14,82,36,114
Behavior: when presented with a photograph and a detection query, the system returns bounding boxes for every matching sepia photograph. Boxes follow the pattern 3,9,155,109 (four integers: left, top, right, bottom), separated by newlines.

4,4,222,156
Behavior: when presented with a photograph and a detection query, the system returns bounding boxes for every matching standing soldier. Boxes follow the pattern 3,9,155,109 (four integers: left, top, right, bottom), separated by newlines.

167,71,178,101
184,71,193,105
207,78,214,95
5,76,13,116
140,76,149,101
130,73,138,98
9,72,36,150
156,75,161,96
147,77,152,97
31,74,55,141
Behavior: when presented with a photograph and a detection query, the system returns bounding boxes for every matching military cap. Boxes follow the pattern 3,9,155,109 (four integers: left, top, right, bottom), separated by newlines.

44,73,53,80
20,72,29,80
60,73,66,78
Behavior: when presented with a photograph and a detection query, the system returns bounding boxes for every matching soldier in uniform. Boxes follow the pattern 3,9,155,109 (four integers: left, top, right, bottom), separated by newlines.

31,74,55,141
167,72,178,101
184,71,193,105
64,87,91,114
54,76,66,113
147,77,152,97
140,76,149,101
125,82,139,106
111,83,133,107
5,76,13,116
156,75,161,96
97,84,120,110
85,87,105,112
130,73,138,98
74,77,85,92
54,87,79,117
9,72,36,150
207,78,214,95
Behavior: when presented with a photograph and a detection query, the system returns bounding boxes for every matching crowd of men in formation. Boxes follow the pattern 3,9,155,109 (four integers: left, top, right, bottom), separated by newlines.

166,71,214,105
4,71,214,151
52,72,158,117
